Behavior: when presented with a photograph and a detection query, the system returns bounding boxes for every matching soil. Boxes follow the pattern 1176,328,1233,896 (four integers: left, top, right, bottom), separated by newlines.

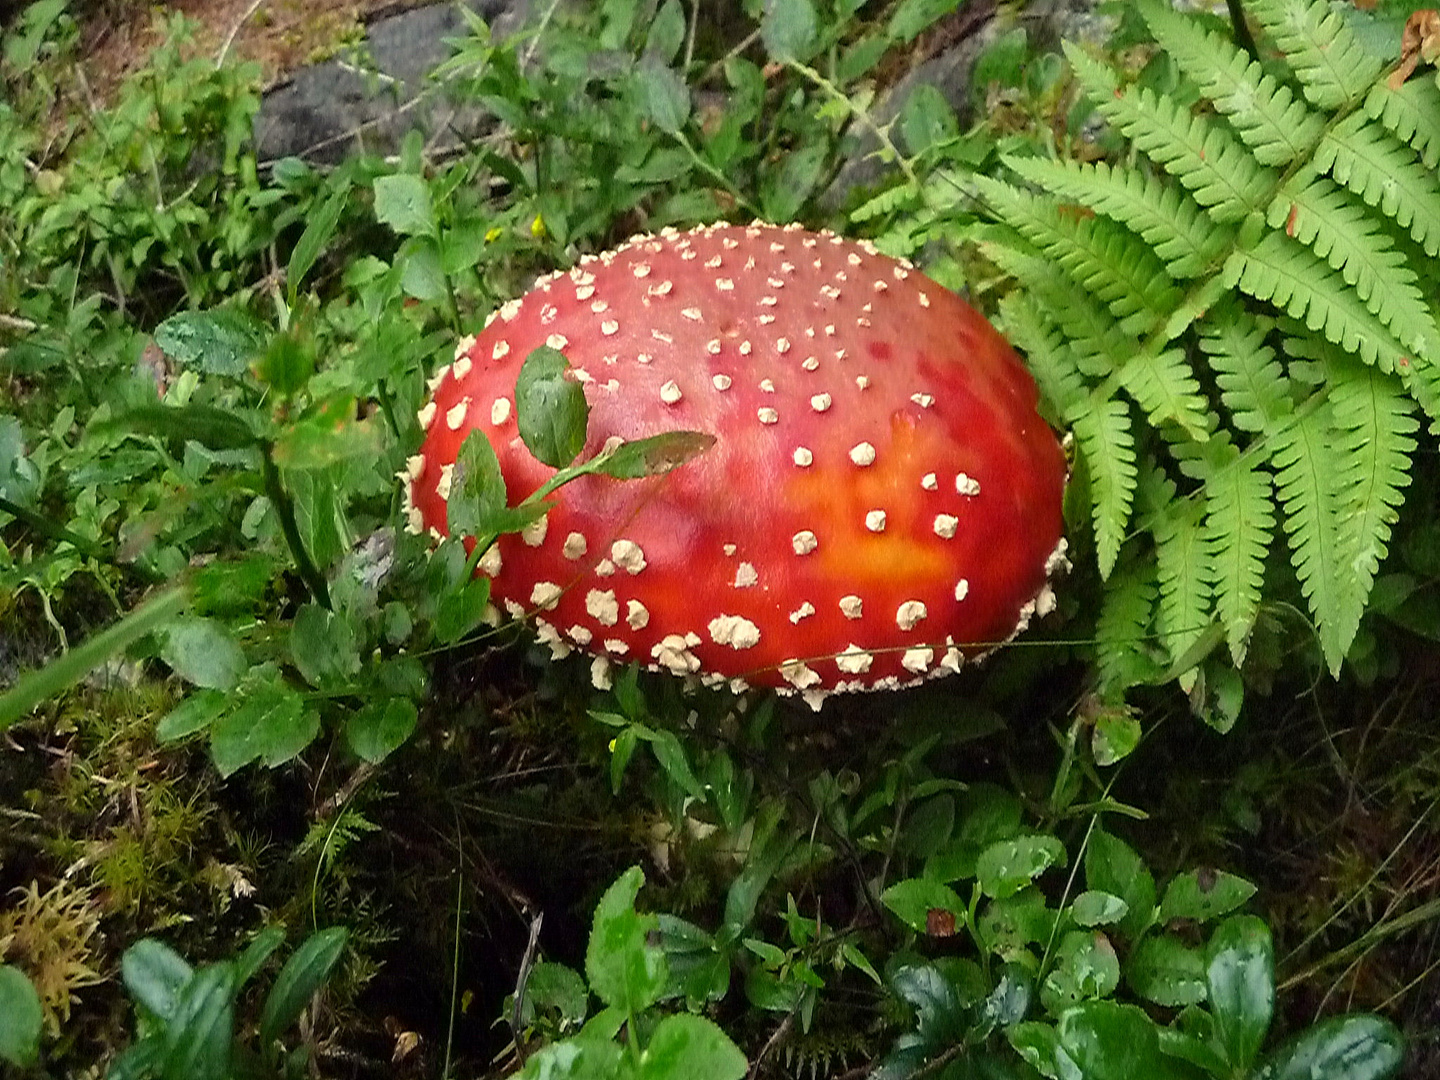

75,0,430,98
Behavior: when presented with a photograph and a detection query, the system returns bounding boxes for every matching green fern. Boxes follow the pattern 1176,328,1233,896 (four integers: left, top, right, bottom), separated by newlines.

1364,78,1440,169
1138,0,1324,166
1073,397,1138,579
967,0,1440,697
1155,499,1213,664
1064,42,1275,222
1095,559,1161,696
1247,0,1384,110
1003,157,1231,278
1198,305,1292,435
1317,112,1440,258
1205,454,1275,665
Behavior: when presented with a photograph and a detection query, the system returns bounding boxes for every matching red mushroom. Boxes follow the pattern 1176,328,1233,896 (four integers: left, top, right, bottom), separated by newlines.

404,222,1067,708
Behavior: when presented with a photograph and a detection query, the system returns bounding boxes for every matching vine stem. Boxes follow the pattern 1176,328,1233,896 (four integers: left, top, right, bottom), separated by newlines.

786,59,921,193
261,450,331,608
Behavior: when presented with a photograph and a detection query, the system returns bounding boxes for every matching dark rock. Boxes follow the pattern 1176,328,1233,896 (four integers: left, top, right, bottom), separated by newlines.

255,0,529,166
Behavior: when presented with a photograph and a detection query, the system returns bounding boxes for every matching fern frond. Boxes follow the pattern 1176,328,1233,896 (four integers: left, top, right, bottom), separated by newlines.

849,180,920,223
1317,112,1440,259
981,240,1133,378
1223,233,1416,371
1138,0,1323,166
1002,157,1230,279
1095,556,1161,696
1248,0,1385,110
1205,453,1275,664
1270,400,1355,675
1322,353,1416,633
1154,499,1214,664
1198,304,1293,434
1268,177,1440,359
997,293,1087,421
974,175,1181,336
1364,77,1440,169
1118,347,1215,442
1064,41,1276,223
1074,396,1139,577
1399,359,1440,434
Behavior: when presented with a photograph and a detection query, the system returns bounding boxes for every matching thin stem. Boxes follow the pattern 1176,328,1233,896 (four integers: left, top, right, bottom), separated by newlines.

787,60,921,192
261,449,331,608
1226,0,1260,60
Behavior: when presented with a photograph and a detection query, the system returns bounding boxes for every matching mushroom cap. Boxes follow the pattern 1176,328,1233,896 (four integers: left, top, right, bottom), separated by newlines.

407,222,1066,706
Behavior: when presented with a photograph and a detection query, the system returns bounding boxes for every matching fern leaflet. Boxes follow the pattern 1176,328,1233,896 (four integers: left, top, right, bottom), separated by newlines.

1205,454,1275,664
1155,499,1214,665
1317,112,1440,259
1327,357,1417,639
1269,177,1440,359
1248,0,1385,110
1118,347,1215,441
1198,304,1292,434
1002,156,1230,278
974,175,1181,336
1365,77,1440,169
997,293,1087,421
1270,400,1354,675
1064,41,1276,223
850,180,920,223
1223,232,1416,371
1138,0,1323,166
981,241,1134,378
1095,557,1162,696
1074,396,1138,578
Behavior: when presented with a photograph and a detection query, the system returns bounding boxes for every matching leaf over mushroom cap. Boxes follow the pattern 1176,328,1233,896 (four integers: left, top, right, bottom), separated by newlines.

406,222,1067,708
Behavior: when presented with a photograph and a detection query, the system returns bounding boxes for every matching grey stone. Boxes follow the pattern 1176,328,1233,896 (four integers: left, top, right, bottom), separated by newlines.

255,0,529,166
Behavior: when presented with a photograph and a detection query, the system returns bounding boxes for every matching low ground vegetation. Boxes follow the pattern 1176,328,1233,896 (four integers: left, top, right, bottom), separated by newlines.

1,0,1438,1077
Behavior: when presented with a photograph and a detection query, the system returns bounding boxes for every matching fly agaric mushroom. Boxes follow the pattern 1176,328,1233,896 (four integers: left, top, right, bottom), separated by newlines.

404,222,1067,709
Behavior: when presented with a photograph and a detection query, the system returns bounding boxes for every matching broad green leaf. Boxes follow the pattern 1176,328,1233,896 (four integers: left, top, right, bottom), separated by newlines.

881,877,966,933
447,432,541,537
103,404,260,451
209,684,319,777
234,927,286,990
1126,934,1206,1007
399,237,447,301
899,84,958,156
1092,710,1142,765
1041,931,1121,1016
345,698,418,764
290,604,361,688
1085,830,1156,940
640,1014,747,1080
1070,891,1129,928
518,962,588,1028
760,0,816,61
259,927,348,1046
0,966,42,1067
271,399,381,470
515,1038,629,1079
888,0,960,43
155,690,227,743
1206,916,1273,1072
254,332,314,396
1057,1001,1193,1080
122,940,194,1021
644,0,686,61
585,867,666,1015
287,183,349,304
161,963,235,1080
434,575,492,644
1159,868,1256,923
161,617,246,691
976,834,1067,898
591,432,715,479
1254,1013,1404,1080
516,347,589,469
977,886,1058,958
373,174,436,237
153,308,268,377
635,60,690,134
647,729,705,799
